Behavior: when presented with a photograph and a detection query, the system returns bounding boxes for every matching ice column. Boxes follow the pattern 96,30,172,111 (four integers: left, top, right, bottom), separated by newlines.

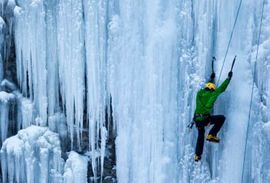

57,0,85,149
14,0,48,124
0,16,4,81
44,0,60,117
16,93,34,129
0,91,15,144
108,0,179,182
83,0,108,179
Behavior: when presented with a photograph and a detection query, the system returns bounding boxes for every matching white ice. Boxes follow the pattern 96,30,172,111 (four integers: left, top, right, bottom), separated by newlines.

0,0,269,182
63,151,88,183
1,125,64,183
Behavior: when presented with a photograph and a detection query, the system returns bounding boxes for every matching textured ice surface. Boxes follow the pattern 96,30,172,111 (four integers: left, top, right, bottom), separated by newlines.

0,91,15,144
1,126,64,183
0,0,269,182
63,151,88,183
0,91,14,102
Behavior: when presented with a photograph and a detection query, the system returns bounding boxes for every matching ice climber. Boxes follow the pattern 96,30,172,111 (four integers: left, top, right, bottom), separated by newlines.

194,71,233,161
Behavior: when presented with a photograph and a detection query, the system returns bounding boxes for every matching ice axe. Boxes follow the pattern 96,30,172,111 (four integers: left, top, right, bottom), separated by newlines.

212,56,216,73
187,120,195,129
230,55,237,72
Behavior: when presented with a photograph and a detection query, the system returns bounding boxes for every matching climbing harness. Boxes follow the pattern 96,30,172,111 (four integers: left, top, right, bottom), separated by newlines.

241,1,265,182
217,0,243,85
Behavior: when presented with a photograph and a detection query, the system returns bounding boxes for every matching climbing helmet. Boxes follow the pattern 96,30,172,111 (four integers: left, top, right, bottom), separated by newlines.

205,82,216,90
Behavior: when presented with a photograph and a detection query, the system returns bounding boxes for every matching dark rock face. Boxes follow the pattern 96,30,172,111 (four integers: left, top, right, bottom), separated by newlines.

87,102,117,183
102,105,117,183
0,0,17,84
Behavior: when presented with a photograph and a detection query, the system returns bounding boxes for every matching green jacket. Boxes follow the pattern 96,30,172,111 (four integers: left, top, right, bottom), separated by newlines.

195,79,230,119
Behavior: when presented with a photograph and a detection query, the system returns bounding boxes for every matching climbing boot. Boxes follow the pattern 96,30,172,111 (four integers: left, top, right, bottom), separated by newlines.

206,134,220,143
194,155,201,162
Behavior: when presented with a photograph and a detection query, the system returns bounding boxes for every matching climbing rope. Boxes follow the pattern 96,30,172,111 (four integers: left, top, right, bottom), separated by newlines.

217,0,243,85
241,0,265,182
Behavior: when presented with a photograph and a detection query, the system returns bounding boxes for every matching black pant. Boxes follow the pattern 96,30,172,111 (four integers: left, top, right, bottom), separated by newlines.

195,115,225,156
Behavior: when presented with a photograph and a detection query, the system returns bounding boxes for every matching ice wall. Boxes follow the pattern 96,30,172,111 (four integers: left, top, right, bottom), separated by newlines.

255,0,270,123
108,0,179,182
0,0,270,182
250,1,270,182
10,0,108,180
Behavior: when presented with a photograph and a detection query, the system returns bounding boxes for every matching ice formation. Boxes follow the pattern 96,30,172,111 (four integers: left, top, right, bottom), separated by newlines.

1,126,64,183
0,91,15,144
63,151,88,183
0,0,269,182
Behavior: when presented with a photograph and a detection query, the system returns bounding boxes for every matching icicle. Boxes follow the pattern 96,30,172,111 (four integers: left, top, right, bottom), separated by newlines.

0,16,4,82
16,93,34,129
14,0,48,124
57,0,85,149
100,126,108,177
83,0,108,179
44,0,60,117
0,91,15,144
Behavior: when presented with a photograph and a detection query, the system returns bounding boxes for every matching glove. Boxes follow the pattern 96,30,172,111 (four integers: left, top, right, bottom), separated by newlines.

210,72,215,79
228,71,233,79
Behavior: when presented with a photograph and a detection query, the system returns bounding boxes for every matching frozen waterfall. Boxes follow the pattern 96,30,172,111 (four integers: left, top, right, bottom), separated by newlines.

0,0,270,182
